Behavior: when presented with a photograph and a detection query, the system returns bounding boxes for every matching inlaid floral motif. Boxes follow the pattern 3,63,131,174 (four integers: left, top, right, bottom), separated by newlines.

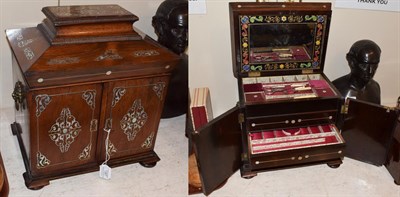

133,50,160,57
152,83,165,100
239,14,327,73
37,151,50,168
120,99,148,141
35,94,51,117
48,108,82,153
112,88,126,107
141,132,155,149
79,143,92,160
82,90,96,110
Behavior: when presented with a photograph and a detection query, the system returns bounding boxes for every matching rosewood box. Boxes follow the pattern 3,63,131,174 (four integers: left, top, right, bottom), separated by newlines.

6,5,180,189
191,2,346,195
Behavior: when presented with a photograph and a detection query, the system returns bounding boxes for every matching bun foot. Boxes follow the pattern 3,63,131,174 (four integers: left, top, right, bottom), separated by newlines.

327,163,341,168
139,161,157,168
243,175,255,179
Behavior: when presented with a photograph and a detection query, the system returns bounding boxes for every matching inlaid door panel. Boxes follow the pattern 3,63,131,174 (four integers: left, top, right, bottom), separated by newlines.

29,84,102,175
99,76,169,161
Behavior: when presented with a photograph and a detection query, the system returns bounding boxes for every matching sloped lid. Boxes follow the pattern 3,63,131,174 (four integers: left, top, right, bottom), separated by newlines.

229,2,332,77
6,5,180,89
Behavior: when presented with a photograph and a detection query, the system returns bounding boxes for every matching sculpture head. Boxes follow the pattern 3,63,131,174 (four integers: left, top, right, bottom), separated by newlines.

346,39,381,89
152,0,188,54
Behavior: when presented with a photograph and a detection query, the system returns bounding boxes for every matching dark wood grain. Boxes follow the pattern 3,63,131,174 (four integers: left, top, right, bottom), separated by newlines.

6,5,179,189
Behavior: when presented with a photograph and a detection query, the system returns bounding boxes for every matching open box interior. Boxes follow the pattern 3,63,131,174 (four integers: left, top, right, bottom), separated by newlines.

242,74,337,103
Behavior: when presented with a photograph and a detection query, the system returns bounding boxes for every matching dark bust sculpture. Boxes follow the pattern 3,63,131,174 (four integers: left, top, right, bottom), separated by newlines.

152,0,188,118
333,40,382,104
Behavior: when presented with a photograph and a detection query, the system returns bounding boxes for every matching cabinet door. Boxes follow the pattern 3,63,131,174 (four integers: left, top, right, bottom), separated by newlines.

192,106,242,196
385,117,400,184
99,76,169,162
342,98,397,165
30,84,102,175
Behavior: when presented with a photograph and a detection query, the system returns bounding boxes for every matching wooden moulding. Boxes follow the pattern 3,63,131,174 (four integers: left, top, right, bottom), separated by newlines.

38,4,142,45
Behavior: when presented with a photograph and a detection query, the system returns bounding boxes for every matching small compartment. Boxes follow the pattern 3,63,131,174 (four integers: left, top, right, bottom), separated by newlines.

242,74,337,103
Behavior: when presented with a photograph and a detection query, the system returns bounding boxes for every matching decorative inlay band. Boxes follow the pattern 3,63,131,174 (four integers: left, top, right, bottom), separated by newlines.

95,49,123,61
79,143,92,160
82,90,96,110
16,32,23,41
18,39,33,48
37,151,50,168
48,108,82,153
90,119,98,132
153,83,166,100
120,99,148,141
23,47,35,60
141,132,155,149
239,14,327,73
112,88,126,107
35,94,51,117
133,50,160,57
47,57,80,65
48,5,130,18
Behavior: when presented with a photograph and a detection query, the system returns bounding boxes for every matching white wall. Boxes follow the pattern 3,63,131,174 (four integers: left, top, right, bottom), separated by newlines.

0,0,164,110
189,0,400,116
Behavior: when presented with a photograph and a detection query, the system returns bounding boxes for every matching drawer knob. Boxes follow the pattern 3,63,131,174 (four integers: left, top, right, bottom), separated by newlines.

37,78,44,83
165,65,170,69
106,71,112,75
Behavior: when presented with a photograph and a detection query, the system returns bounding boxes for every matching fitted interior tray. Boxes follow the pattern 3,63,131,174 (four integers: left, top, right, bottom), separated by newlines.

249,124,343,155
242,74,337,103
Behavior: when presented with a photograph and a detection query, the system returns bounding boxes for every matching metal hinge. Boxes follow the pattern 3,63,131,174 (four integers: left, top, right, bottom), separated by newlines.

241,153,248,161
238,113,244,124
340,104,348,114
340,98,352,114
248,71,261,77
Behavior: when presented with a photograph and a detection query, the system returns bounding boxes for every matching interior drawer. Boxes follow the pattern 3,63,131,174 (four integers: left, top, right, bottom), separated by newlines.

247,124,345,169
246,110,337,131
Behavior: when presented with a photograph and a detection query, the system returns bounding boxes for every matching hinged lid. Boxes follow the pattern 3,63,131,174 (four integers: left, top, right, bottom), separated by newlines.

229,2,331,77
6,5,180,89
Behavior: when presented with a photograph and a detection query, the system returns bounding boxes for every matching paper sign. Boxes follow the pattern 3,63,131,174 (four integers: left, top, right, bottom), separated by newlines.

335,0,400,12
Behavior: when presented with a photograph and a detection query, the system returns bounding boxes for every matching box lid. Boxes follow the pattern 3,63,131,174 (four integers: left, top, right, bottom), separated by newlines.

229,2,332,77
6,5,180,89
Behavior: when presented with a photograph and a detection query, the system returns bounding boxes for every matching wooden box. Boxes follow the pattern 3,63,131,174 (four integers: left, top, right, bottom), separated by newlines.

6,5,180,189
191,2,346,195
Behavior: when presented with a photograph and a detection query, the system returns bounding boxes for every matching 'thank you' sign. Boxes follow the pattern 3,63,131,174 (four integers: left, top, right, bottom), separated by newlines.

336,0,400,12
